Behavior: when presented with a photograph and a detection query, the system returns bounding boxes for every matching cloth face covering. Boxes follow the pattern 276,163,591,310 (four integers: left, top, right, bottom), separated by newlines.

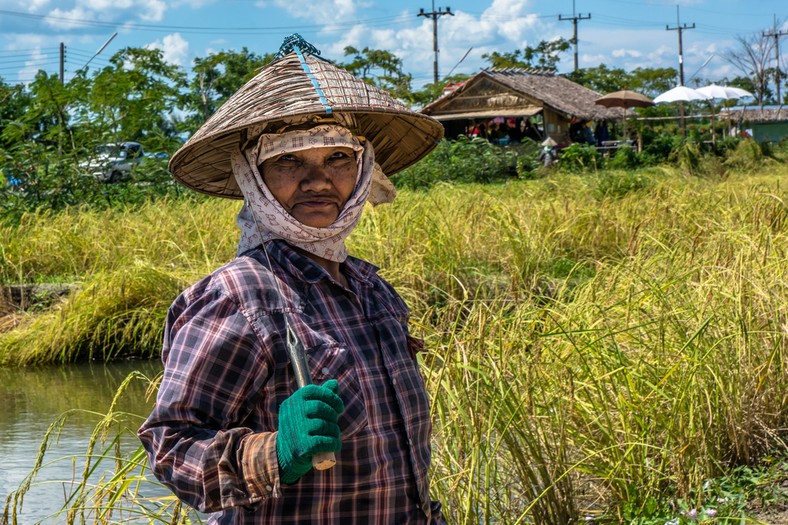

232,125,374,262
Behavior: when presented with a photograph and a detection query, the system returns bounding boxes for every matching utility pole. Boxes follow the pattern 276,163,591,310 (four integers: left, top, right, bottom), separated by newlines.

559,0,591,73
666,6,695,86
763,16,787,105
667,6,695,135
418,1,454,85
59,43,65,85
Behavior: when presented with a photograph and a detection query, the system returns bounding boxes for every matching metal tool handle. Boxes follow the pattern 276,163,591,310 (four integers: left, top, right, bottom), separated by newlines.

287,326,336,470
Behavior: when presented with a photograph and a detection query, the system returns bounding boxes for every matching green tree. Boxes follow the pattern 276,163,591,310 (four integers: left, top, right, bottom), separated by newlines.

7,71,76,152
183,48,273,133
0,78,33,149
82,47,186,151
408,74,472,108
340,46,413,101
629,67,678,98
566,64,633,93
482,38,571,71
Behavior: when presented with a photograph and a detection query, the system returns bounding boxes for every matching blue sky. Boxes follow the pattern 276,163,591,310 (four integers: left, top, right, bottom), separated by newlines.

0,0,785,89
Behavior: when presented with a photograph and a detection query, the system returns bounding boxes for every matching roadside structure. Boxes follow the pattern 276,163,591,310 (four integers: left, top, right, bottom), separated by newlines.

420,68,622,144
718,106,788,143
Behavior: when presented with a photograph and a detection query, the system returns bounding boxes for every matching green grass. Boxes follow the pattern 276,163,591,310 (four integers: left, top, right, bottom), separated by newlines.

1,165,787,523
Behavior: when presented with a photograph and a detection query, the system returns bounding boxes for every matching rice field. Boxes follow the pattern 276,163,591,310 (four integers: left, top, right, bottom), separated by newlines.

1,164,786,523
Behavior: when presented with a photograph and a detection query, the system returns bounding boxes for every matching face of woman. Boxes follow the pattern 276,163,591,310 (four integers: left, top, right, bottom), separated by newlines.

260,146,358,228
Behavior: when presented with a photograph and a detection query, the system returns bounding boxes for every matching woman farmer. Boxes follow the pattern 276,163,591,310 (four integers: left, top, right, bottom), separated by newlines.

137,35,446,524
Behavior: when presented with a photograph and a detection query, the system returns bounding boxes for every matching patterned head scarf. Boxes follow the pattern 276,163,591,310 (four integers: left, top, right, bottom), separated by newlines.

231,124,374,262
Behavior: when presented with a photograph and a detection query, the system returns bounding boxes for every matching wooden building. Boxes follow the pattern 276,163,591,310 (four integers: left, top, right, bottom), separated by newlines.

421,68,622,144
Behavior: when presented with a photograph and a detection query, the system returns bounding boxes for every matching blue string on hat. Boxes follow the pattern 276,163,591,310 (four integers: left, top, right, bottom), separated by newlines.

275,33,322,60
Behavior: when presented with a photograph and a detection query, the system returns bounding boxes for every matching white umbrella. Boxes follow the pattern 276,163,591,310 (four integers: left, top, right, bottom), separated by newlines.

653,86,710,136
694,85,754,144
695,84,753,100
653,85,711,103
721,86,754,99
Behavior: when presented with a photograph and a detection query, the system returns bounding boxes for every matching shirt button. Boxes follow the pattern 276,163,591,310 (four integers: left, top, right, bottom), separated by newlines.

392,378,397,386
265,485,273,492
321,367,330,376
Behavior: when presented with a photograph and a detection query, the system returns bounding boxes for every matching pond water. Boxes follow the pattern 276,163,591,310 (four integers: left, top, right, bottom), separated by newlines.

0,359,168,523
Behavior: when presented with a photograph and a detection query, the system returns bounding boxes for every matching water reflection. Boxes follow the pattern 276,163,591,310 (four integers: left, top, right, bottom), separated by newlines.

0,359,163,522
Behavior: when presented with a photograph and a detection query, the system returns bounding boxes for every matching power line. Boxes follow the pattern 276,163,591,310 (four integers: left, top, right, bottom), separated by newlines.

0,8,410,35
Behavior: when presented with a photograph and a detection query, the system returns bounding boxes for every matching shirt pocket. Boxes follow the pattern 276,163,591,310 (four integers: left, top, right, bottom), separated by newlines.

306,342,368,438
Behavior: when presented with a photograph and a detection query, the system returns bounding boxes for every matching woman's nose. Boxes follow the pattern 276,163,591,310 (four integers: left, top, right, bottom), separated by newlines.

299,164,333,189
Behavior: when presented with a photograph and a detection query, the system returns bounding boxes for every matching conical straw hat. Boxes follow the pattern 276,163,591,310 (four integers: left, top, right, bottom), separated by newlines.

169,35,444,199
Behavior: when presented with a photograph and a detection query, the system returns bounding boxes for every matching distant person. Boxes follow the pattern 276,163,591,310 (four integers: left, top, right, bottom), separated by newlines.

538,137,559,167
595,120,610,146
521,120,541,141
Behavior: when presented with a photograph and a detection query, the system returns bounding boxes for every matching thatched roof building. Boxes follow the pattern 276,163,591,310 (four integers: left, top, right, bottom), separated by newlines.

421,68,622,143
718,106,787,122
718,106,788,143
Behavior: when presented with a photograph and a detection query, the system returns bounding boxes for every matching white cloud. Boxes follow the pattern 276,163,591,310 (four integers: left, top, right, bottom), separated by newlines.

146,32,189,65
45,6,95,30
43,0,167,29
137,0,166,22
612,48,642,59
267,0,365,21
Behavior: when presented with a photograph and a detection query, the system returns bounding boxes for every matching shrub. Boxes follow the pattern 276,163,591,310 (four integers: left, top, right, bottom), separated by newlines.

594,169,653,199
724,138,764,172
557,143,601,172
606,144,639,170
643,133,681,164
394,137,518,189
669,140,702,176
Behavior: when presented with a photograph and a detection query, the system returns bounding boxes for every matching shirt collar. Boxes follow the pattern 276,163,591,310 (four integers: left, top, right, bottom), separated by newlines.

252,240,380,286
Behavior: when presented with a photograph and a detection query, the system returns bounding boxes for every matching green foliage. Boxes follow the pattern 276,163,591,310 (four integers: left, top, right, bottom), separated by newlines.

407,73,472,108
393,137,518,189
482,37,571,70
567,64,677,99
85,47,186,145
594,168,654,199
0,146,187,223
643,133,682,164
723,138,764,171
557,143,601,172
606,144,640,170
669,141,703,176
182,48,274,133
567,64,632,93
1,169,787,524
341,46,413,101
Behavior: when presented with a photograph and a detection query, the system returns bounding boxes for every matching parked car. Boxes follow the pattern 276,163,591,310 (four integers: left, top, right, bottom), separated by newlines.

80,142,146,182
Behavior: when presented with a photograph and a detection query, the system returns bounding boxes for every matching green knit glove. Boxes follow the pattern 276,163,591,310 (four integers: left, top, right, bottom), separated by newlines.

276,379,344,484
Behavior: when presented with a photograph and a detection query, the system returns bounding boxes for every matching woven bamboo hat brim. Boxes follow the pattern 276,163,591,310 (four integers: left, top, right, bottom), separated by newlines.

169,40,444,199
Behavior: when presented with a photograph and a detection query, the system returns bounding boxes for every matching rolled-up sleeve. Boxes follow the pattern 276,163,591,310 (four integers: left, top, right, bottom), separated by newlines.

138,288,281,512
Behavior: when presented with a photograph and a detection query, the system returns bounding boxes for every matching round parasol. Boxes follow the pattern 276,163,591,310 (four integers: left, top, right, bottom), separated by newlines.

694,84,754,144
595,90,654,143
653,86,710,104
595,90,655,109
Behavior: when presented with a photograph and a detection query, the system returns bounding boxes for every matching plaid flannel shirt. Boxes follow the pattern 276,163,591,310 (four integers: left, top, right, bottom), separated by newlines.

138,240,444,524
